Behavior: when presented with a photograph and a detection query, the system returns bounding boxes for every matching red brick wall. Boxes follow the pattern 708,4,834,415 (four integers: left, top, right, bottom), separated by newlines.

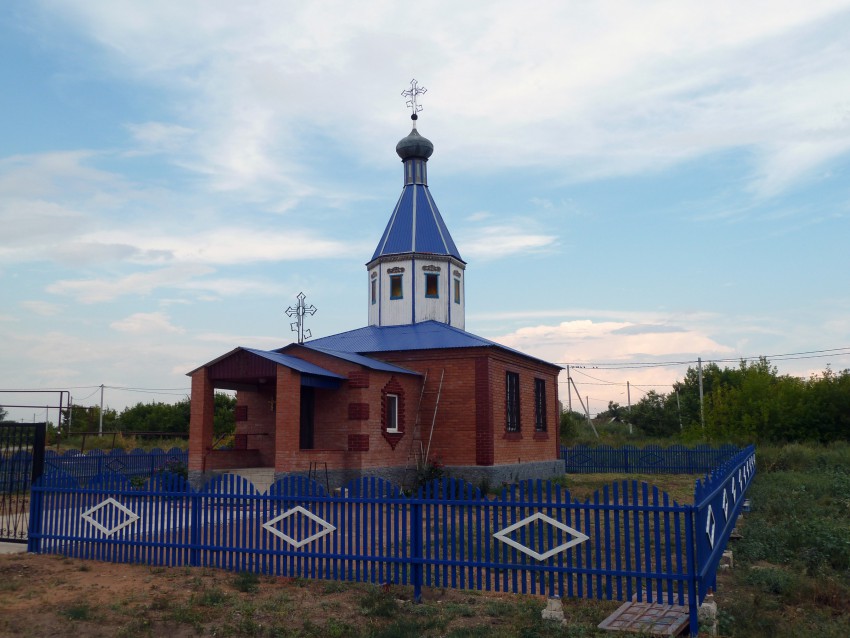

475,356,494,465
373,347,560,467
192,343,559,476
274,366,301,472
188,369,215,472
348,402,370,420
487,352,560,465
274,347,423,472
234,387,276,466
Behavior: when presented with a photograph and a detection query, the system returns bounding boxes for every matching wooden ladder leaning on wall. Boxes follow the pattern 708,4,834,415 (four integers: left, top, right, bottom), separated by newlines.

406,368,445,477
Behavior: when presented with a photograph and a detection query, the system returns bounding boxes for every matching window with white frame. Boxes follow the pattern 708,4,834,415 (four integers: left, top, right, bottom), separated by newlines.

386,394,399,432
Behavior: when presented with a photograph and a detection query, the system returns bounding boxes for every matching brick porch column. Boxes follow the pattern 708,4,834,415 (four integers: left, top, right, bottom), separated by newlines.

274,365,301,473
189,368,215,472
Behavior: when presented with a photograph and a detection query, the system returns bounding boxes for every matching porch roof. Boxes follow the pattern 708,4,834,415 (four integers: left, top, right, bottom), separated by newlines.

187,347,347,386
242,348,347,379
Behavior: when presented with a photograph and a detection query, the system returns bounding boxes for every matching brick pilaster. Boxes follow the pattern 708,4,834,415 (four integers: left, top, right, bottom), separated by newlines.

189,368,215,472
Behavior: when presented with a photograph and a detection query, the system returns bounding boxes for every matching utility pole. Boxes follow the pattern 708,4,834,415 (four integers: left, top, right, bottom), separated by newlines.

676,388,683,430
568,377,598,439
698,357,705,429
99,384,104,436
627,381,633,434
566,365,572,413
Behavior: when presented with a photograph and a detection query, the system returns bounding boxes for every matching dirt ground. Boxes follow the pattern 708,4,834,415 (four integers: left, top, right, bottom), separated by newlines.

0,551,627,638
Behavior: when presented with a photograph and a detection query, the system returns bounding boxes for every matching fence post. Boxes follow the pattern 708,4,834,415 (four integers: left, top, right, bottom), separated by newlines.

685,506,699,637
190,490,202,567
411,497,423,602
25,423,46,553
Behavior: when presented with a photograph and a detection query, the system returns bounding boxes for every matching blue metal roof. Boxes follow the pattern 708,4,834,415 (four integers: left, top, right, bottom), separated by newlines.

242,348,346,379
288,345,422,376
306,321,560,368
370,184,463,262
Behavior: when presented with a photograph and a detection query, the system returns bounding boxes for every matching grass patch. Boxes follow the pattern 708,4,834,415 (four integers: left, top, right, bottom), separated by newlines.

61,602,94,621
232,570,260,593
714,442,850,637
359,586,398,617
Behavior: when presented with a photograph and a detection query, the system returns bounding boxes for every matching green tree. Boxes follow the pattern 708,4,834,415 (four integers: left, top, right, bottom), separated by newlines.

112,393,236,438
559,410,585,441
0,405,8,422
61,404,118,433
629,390,679,437
117,399,191,434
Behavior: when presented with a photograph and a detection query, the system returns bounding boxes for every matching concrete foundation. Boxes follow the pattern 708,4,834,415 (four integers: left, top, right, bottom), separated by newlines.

541,597,566,624
698,592,718,637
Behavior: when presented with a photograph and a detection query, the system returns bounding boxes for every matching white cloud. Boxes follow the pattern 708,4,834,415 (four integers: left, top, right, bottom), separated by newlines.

70,227,355,266
46,265,214,303
110,311,185,334
461,225,557,259
38,0,850,196
125,121,195,154
19,301,63,316
491,317,738,412
494,319,734,362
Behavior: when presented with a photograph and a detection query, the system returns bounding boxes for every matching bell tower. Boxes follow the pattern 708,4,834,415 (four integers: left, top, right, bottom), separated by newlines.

367,80,466,329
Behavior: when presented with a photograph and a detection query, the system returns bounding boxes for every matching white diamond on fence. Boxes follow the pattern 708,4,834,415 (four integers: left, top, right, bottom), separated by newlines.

493,512,589,561
81,497,139,537
263,506,336,548
705,505,716,549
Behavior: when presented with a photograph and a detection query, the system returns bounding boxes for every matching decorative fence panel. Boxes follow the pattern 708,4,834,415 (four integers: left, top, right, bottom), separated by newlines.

6,447,188,488
42,448,188,485
27,447,757,636
562,444,740,474
694,445,756,601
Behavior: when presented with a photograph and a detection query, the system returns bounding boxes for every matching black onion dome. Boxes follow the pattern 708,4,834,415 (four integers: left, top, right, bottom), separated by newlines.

396,126,434,160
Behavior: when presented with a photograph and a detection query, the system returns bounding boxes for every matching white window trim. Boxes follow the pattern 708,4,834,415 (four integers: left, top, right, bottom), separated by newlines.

386,394,399,432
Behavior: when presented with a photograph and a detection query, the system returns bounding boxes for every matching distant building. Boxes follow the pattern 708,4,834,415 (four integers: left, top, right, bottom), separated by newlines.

188,104,564,488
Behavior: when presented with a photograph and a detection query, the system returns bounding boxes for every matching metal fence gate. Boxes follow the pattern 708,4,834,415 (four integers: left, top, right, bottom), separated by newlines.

0,422,46,542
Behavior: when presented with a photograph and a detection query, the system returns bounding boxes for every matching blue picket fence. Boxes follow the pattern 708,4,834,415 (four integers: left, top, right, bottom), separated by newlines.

2,447,189,488
694,445,756,602
27,445,756,637
562,443,740,474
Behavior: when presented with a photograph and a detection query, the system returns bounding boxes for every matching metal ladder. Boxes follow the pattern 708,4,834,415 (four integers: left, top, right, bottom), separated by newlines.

406,368,445,477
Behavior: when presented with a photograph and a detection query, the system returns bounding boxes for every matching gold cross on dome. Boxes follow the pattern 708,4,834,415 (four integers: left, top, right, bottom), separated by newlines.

402,79,427,116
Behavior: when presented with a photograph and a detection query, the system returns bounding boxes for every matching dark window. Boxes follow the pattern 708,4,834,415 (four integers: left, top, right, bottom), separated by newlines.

534,378,547,431
371,279,377,305
390,274,403,299
425,273,439,298
454,278,461,304
506,371,520,432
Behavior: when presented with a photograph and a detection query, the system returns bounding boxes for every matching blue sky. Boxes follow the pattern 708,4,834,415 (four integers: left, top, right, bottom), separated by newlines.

2,1,849,423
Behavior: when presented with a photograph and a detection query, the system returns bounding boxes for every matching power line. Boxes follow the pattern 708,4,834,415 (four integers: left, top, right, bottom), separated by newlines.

555,346,850,369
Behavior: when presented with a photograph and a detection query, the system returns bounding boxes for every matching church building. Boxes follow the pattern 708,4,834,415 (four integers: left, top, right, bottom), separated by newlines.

188,84,565,488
